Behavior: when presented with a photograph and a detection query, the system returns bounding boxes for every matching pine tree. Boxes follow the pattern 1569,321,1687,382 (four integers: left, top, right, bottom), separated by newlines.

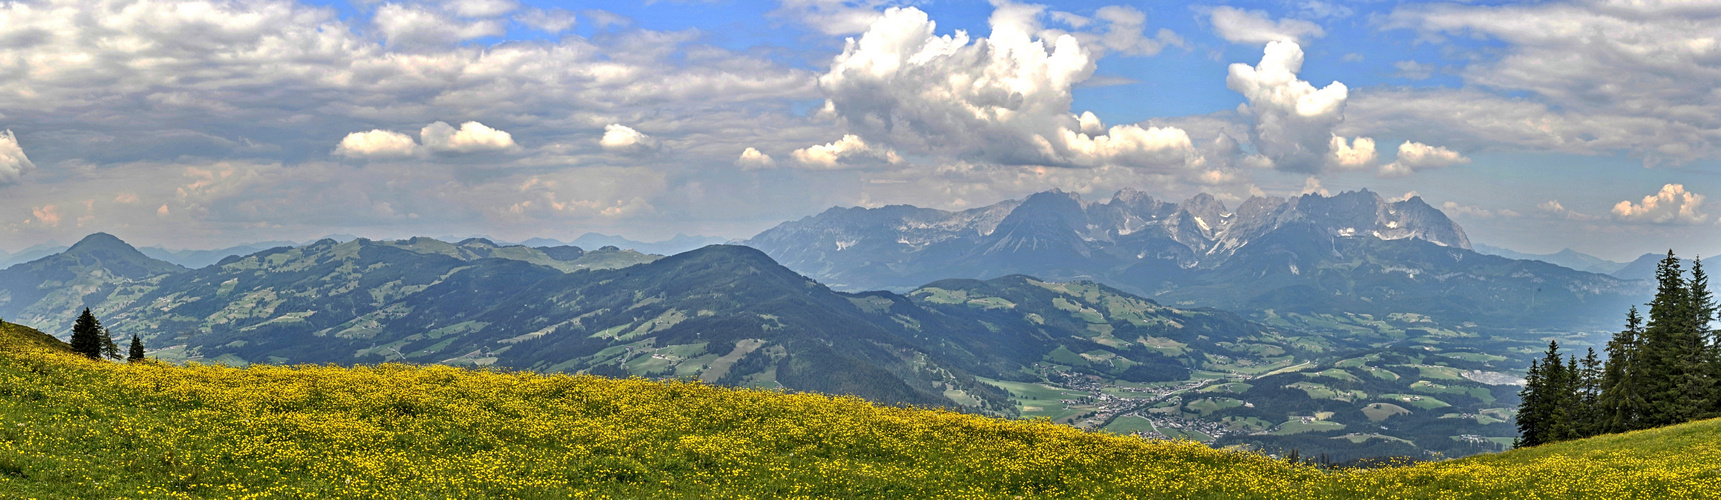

68,308,105,360
127,334,145,363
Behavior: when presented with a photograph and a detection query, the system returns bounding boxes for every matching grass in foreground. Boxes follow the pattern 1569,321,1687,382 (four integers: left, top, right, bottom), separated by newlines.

0,321,1716,499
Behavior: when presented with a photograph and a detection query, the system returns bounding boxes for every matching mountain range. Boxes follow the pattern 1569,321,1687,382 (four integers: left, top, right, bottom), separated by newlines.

745,189,1646,329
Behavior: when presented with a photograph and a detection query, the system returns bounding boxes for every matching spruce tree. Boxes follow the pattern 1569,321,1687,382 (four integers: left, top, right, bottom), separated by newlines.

1516,356,1546,448
1686,258,1718,419
1517,341,1576,446
1639,251,1695,427
1578,348,1602,437
127,334,145,363
1598,306,1646,432
68,308,105,360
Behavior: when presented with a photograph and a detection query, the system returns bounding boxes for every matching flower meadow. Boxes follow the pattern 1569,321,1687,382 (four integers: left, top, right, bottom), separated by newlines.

0,323,1717,499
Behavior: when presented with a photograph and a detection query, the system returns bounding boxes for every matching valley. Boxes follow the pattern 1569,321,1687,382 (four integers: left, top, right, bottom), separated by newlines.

0,189,1623,461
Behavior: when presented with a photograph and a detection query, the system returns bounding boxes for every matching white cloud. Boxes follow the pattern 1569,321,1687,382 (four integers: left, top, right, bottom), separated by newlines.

736,147,775,169
1393,60,1435,80
334,129,420,158
599,124,659,153
1442,201,1517,219
791,134,899,169
1384,1,1721,164
1328,136,1377,170
1208,6,1325,45
771,0,887,36
375,3,506,49
1538,200,1598,221
1379,141,1469,178
421,121,518,153
816,6,1198,173
1092,6,1184,57
444,0,517,18
1612,184,1709,225
1227,40,1364,173
515,7,575,33
0,130,35,184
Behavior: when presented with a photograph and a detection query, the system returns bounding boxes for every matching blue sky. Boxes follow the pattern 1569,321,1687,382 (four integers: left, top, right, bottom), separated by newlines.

1,0,1719,262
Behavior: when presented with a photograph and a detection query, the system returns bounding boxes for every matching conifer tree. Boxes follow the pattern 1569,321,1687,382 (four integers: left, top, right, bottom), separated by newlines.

68,308,105,360
1515,356,1545,448
1639,251,1697,427
1599,306,1646,432
1578,348,1602,437
1688,257,1718,419
99,326,120,360
1517,341,1578,446
127,334,145,363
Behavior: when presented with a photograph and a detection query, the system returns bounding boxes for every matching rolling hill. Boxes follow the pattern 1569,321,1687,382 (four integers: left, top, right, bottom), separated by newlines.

0,323,1711,498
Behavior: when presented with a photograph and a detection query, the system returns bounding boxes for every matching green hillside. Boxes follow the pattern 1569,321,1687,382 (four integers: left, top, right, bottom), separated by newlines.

0,323,1714,499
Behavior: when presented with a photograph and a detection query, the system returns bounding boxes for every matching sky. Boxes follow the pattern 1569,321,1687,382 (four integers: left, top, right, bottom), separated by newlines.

1,0,1720,261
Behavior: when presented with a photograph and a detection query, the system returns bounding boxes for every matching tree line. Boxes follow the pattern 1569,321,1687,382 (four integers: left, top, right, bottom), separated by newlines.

68,308,146,363
1516,251,1721,447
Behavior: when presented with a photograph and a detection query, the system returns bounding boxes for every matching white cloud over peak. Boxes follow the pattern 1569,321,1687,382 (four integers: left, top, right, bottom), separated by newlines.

791,135,899,169
599,124,658,153
1613,184,1708,225
0,130,35,184
815,6,1199,174
1327,136,1376,170
736,147,776,169
1227,40,1364,173
422,121,517,153
1208,6,1325,45
335,129,420,158
1378,141,1468,178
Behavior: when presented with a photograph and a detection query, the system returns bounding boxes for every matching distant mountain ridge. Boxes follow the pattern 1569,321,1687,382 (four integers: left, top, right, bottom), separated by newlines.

1470,245,1632,275
745,189,1645,329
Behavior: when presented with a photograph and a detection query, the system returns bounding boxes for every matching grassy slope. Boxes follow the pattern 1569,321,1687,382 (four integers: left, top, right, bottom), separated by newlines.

0,324,1715,499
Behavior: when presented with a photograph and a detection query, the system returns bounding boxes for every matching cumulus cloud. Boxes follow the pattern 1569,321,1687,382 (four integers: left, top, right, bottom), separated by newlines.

374,3,506,49
0,130,35,184
736,147,775,169
1612,184,1708,225
599,124,659,153
791,135,899,169
815,6,1198,173
1208,6,1325,45
1227,40,1365,172
421,121,518,153
334,130,420,158
1378,141,1469,178
1327,136,1377,170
